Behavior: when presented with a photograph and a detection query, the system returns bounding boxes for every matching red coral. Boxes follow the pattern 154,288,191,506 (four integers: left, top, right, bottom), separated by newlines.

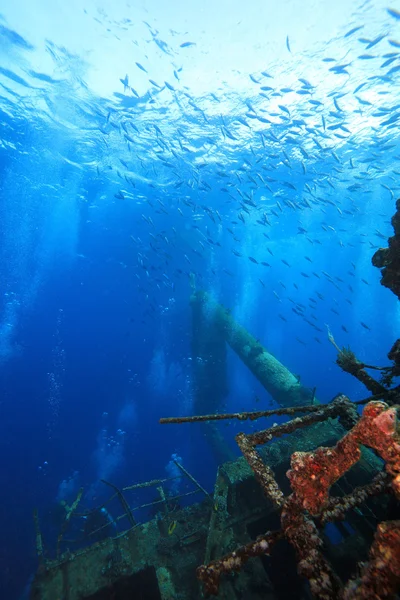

343,520,400,599
287,402,400,515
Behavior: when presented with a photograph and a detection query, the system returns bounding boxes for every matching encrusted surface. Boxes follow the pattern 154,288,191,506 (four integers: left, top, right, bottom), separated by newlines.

197,397,400,600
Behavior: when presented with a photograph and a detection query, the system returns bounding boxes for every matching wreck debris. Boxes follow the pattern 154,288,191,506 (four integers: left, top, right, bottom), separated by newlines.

35,467,210,563
34,393,398,599
328,331,400,407
160,403,326,425
196,531,283,595
236,431,285,509
343,520,400,600
57,487,84,557
173,459,214,505
281,493,343,599
327,324,399,404
31,500,211,600
238,398,351,445
123,476,181,491
83,490,202,542
372,197,400,300
318,472,390,525
167,395,400,599
101,479,136,527
157,485,169,515
336,346,388,396
33,508,44,562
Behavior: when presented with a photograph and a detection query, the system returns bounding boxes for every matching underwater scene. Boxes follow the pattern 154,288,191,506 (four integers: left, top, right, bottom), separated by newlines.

1,0,400,598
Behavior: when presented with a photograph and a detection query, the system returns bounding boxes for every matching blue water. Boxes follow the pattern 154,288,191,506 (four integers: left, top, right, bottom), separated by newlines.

0,1,399,597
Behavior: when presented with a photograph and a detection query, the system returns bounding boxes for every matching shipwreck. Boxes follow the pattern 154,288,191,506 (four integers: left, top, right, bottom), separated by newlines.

30,201,400,600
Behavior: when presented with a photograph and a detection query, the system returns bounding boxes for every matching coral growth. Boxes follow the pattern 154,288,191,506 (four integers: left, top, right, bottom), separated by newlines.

343,520,400,600
196,397,400,599
197,532,283,595
287,401,400,515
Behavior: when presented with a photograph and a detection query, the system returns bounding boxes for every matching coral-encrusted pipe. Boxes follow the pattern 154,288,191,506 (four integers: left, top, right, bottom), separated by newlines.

343,520,400,600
